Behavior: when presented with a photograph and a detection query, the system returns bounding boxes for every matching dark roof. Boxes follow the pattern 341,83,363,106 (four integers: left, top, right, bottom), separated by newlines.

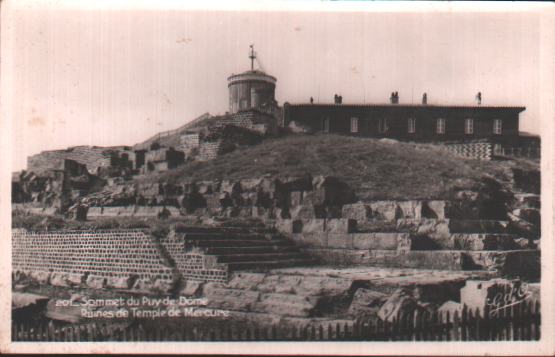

286,103,525,112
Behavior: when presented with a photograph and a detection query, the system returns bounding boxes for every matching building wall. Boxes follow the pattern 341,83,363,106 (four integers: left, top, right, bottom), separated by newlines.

283,104,522,142
228,72,276,114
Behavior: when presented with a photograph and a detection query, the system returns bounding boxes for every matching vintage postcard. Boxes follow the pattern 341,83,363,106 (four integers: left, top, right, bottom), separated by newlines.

1,0,554,355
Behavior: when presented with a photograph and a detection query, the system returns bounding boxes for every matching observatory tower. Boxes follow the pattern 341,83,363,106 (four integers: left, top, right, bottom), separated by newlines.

228,45,277,114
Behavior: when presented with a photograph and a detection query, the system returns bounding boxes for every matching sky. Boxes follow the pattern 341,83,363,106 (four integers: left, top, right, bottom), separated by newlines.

4,2,547,171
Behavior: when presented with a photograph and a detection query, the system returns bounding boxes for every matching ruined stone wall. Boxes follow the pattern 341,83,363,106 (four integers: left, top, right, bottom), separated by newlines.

12,229,175,287
28,146,115,174
197,141,222,161
219,111,276,134
161,232,228,283
178,133,200,153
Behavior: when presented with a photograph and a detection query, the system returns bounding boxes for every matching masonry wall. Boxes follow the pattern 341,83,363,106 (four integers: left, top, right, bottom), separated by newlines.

12,229,175,281
198,141,222,161
28,146,116,174
161,232,228,283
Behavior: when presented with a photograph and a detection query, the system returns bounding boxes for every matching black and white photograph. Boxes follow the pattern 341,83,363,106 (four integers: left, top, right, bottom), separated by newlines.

1,1,554,355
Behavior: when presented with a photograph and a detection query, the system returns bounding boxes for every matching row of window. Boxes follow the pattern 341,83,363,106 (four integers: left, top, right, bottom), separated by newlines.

339,117,503,135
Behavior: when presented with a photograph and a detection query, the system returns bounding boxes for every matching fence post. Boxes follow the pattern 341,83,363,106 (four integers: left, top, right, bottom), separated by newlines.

271,325,278,341
532,300,541,340
451,310,460,341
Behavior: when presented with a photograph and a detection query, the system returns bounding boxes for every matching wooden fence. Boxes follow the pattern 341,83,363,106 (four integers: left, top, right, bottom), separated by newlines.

12,300,540,342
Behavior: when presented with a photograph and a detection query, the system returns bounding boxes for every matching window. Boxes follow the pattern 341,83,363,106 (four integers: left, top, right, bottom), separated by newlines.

378,118,388,133
465,118,474,134
436,118,445,134
408,118,416,134
350,117,359,133
322,118,330,133
493,119,502,134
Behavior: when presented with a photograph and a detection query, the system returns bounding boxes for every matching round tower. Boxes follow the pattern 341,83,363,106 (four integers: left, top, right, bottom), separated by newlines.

228,45,276,114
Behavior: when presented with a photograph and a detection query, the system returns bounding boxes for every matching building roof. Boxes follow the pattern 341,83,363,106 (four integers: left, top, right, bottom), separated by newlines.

285,103,525,112
227,70,277,83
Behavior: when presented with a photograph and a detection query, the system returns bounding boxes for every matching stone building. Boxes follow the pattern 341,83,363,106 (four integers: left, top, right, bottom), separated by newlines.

143,147,185,173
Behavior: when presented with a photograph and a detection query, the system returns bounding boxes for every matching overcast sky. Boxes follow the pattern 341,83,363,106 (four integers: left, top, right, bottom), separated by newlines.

5,2,547,171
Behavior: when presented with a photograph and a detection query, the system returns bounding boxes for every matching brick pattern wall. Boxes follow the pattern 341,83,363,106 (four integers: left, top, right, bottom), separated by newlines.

443,141,492,160
198,141,222,161
178,133,200,153
161,232,228,282
12,228,175,281
28,146,114,174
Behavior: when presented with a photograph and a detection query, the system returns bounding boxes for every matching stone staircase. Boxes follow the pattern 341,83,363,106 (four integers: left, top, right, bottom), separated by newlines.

162,225,316,282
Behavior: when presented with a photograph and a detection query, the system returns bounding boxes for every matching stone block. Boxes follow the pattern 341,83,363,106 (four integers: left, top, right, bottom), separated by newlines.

153,279,174,293
291,233,328,248
348,288,388,316
396,201,422,220
326,233,352,249
30,271,51,284
204,286,260,311
366,250,464,270
423,201,447,219
180,280,203,296
295,276,353,296
86,275,106,289
290,205,324,219
463,250,540,279
228,272,266,290
50,272,70,287
369,201,398,221
67,273,85,286
301,219,326,234
275,219,293,234
290,191,304,207
341,203,372,222
325,218,357,234
451,234,522,251
12,292,49,310
253,293,317,317
378,288,422,322
352,233,405,250
132,278,155,291
303,248,371,266
448,220,510,234
396,219,451,240
107,276,133,289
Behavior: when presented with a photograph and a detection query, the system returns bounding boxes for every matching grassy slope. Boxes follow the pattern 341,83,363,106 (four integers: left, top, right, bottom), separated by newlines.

138,134,536,200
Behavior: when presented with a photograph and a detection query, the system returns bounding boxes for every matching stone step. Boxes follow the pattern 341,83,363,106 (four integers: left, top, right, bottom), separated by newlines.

176,226,273,234
409,233,528,251
227,258,317,271
189,239,296,248
216,252,307,263
396,219,510,235
205,245,301,255
184,232,273,241
362,250,539,278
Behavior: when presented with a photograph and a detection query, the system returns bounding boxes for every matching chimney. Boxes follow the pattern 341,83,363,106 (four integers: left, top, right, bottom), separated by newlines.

390,91,399,104
422,92,427,105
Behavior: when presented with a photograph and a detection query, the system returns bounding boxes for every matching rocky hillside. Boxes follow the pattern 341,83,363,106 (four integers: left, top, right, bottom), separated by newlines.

138,134,539,201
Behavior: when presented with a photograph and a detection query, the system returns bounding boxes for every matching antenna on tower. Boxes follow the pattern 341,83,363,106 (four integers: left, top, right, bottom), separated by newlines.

249,44,256,71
